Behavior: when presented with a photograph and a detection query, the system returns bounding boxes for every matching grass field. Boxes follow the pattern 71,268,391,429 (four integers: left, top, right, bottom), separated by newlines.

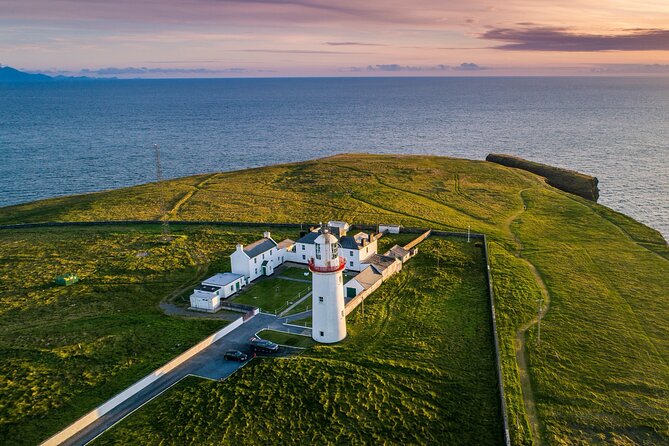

0,224,298,445
231,276,311,314
94,238,503,445
256,329,316,348
1,154,668,445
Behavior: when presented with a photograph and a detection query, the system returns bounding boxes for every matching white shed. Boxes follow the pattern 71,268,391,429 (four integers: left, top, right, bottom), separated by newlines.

379,224,401,234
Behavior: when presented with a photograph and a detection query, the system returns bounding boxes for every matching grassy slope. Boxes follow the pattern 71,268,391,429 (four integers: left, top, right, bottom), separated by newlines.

1,154,667,444
0,225,297,445
95,239,502,445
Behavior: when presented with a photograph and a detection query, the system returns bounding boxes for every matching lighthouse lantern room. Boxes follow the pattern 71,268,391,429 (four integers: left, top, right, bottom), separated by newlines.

309,228,347,343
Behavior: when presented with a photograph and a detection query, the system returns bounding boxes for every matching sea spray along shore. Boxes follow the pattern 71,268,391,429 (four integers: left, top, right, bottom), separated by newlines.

0,154,667,445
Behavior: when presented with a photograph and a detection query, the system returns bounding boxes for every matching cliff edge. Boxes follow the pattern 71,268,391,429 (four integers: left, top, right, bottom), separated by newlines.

486,153,600,202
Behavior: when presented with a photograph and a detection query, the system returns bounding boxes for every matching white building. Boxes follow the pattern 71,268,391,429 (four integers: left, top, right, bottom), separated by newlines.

287,225,379,272
287,230,318,264
189,272,246,312
231,232,289,282
327,220,350,237
344,266,383,298
385,244,412,263
361,253,403,279
379,224,401,234
310,230,347,343
339,232,378,272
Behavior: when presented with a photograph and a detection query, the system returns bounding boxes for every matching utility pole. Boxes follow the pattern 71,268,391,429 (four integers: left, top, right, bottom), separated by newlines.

154,144,171,241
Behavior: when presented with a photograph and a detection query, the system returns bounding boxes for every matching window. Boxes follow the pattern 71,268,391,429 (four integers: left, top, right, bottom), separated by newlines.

350,261,353,267
331,244,338,259
350,250,353,256
320,331,324,337
255,268,258,274
263,253,265,260
315,243,321,260
270,249,273,255
302,255,306,260
301,244,305,250
230,285,234,292
254,258,257,264
319,296,324,303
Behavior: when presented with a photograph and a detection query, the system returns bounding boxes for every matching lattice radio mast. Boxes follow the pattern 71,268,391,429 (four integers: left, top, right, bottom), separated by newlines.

154,144,171,241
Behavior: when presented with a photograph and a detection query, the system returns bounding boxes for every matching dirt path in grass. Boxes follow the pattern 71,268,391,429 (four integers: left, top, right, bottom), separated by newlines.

505,187,551,446
162,173,220,220
158,248,210,317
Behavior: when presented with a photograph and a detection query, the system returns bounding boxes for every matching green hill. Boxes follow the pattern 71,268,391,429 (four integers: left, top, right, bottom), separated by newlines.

1,154,667,445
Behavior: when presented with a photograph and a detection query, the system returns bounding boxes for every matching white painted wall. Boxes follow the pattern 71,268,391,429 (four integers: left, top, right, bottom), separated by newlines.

340,239,377,272
312,270,346,343
189,292,220,311
40,316,246,446
379,225,401,234
231,246,251,278
287,242,314,264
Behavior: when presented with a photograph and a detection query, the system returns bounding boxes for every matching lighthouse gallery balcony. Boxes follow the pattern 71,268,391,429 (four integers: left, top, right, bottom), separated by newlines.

308,256,345,273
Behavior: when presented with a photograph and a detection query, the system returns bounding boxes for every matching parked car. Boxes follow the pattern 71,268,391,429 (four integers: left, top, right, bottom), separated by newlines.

250,338,280,353
224,350,249,361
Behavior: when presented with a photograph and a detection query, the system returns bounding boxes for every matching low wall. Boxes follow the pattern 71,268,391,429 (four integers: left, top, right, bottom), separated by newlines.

41,316,245,446
481,235,511,446
344,278,383,316
404,229,432,250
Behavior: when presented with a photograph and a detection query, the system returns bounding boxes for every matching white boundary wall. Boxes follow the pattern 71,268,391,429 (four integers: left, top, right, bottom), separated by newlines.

41,316,245,446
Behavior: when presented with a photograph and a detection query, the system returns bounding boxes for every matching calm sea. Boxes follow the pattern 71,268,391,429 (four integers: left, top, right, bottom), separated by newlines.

1,77,667,237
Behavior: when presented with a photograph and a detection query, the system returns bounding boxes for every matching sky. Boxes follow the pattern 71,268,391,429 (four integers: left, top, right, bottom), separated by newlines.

1,0,669,77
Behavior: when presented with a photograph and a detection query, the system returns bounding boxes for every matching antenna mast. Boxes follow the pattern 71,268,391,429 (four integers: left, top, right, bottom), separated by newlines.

154,144,171,240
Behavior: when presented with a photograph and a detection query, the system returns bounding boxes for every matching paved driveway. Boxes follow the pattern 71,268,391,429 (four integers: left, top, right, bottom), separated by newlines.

63,313,278,446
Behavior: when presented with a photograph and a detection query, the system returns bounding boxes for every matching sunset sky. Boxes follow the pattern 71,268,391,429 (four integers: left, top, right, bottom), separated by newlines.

2,0,669,77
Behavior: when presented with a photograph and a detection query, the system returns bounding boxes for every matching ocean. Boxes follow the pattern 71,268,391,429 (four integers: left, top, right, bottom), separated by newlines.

1,77,667,237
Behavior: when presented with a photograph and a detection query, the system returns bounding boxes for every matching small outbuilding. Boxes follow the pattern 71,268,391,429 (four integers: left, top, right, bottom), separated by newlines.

189,273,246,312
344,266,383,298
379,224,401,234
385,244,411,263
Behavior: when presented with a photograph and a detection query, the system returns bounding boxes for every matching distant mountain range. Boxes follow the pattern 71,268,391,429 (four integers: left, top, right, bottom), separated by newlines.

0,65,104,82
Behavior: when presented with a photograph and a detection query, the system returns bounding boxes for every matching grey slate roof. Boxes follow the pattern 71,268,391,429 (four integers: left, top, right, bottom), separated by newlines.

349,266,383,290
277,239,295,249
243,238,277,258
296,231,321,245
339,236,360,250
363,254,398,272
386,245,410,258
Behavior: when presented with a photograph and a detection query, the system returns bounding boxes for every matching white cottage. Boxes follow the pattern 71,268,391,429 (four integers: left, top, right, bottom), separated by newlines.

339,232,378,272
231,232,289,282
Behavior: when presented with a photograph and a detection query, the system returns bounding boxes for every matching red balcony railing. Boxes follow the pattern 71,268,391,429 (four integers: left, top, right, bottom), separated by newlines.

308,257,345,273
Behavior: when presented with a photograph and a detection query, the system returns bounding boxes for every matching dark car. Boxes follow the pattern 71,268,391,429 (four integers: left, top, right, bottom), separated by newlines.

250,338,280,353
223,350,249,361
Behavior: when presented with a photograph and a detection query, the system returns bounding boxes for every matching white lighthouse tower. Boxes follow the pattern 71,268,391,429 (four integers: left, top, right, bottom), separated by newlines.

309,228,347,343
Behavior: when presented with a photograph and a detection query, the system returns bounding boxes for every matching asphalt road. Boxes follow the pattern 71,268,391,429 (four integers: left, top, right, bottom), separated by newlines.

63,313,279,446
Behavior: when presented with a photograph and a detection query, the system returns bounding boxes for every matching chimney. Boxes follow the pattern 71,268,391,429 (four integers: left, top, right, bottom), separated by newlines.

236,243,243,251
263,231,271,239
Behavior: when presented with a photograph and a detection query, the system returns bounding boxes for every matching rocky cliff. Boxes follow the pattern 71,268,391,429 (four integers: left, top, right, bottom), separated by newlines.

486,153,599,201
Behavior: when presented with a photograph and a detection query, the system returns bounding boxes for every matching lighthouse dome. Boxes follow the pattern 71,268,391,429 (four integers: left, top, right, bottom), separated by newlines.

314,231,338,245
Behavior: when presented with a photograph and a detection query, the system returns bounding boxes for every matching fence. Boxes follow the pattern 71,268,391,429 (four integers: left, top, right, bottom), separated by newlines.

40,316,245,446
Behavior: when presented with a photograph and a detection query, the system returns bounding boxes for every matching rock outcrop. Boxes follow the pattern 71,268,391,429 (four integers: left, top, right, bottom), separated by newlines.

486,153,599,202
